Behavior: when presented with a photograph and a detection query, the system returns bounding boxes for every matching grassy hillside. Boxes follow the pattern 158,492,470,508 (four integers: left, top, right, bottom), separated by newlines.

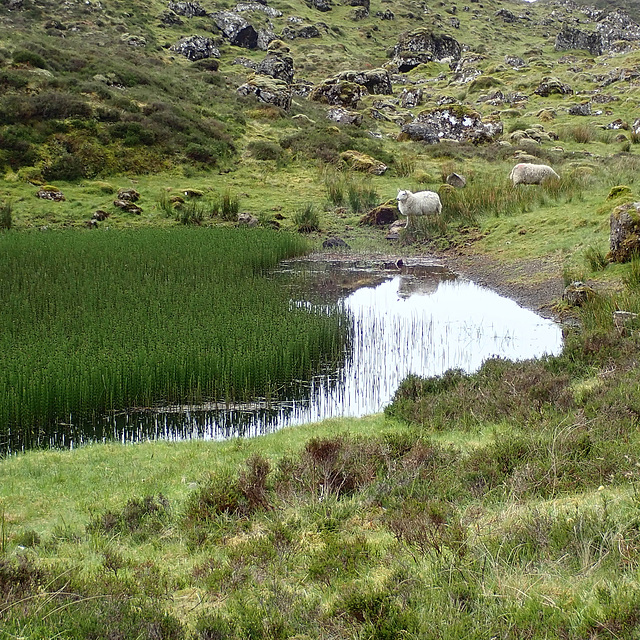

4,0,640,637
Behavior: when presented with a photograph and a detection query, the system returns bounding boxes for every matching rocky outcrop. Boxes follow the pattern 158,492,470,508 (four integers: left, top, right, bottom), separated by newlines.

37,186,65,202
213,11,259,48
391,29,462,72
168,2,207,17
555,26,603,56
237,75,292,110
236,3,282,18
359,200,398,226
446,172,466,188
171,36,220,60
609,202,640,263
305,0,332,11
400,106,503,144
568,101,591,116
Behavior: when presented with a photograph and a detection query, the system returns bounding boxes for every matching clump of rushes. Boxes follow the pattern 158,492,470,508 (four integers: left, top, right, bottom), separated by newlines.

293,203,320,232
0,201,11,230
0,228,349,450
220,191,239,221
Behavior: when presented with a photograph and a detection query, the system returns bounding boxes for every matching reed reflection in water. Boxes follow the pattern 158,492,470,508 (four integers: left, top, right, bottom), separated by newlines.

106,267,563,443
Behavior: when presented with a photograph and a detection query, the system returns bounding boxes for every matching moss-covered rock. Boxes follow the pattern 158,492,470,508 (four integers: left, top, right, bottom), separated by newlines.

608,202,640,263
340,150,387,175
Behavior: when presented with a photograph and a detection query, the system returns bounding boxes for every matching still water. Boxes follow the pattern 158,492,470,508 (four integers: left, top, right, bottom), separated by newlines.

103,260,563,444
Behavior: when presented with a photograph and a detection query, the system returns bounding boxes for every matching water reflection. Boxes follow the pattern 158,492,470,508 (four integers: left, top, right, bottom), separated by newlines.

103,261,563,443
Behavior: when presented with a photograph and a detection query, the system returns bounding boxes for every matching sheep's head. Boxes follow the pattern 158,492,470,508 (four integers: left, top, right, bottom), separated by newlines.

397,189,411,203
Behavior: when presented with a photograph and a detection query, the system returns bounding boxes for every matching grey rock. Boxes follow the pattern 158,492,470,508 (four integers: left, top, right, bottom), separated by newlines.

375,9,394,19
326,107,363,126
257,51,294,83
555,26,603,56
168,1,207,17
495,8,517,22
238,213,259,227
171,35,220,60
568,102,591,116
400,107,503,145
399,87,423,108
281,25,321,39
332,68,392,95
235,2,282,17
237,75,292,110
36,188,65,202
505,54,525,68
159,10,183,25
117,188,140,202
609,202,640,263
309,79,366,108
391,29,462,72
213,11,259,48
534,76,573,97
446,172,466,188
305,0,332,11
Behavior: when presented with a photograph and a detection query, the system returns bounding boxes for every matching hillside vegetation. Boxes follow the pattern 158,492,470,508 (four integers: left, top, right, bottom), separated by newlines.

5,0,640,638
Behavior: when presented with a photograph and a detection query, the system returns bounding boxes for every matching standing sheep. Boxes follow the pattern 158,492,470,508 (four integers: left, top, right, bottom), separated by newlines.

509,163,560,186
396,189,442,231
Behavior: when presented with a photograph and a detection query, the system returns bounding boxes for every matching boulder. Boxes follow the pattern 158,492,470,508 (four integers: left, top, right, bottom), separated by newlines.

305,0,332,10
391,29,462,72
168,1,207,17
555,26,603,56
235,3,282,18
237,75,292,110
114,200,143,214
326,107,362,126
399,87,423,108
340,150,387,175
309,79,366,108
609,202,640,263
92,210,110,221
446,172,466,188
495,8,517,22
159,10,183,25
332,68,392,95
376,9,394,19
568,102,592,116
281,25,321,40
257,51,294,83
400,106,503,144
359,200,398,226
505,55,525,68
213,11,258,48
534,77,573,97
171,35,220,60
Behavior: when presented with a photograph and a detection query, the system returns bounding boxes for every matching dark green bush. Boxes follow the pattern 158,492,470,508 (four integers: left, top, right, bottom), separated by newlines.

12,49,47,68
247,140,284,162
0,69,29,89
31,91,92,119
109,121,157,146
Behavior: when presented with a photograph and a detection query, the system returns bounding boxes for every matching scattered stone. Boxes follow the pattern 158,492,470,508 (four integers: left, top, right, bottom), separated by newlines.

85,219,98,228
168,1,207,17
159,10,184,25
92,210,110,221
446,172,466,188
534,77,573,97
182,189,204,197
235,2,282,17
609,202,640,263
121,34,146,47
305,0,332,11
505,54,525,68
568,101,591,116
385,220,406,240
359,200,398,226
114,200,143,214
238,213,259,226
213,11,259,48
376,9,394,19
36,186,65,202
563,281,595,307
237,75,292,110
117,188,140,202
171,35,220,60
281,24,321,40
382,258,404,269
495,8,517,22
332,68,392,95
326,107,362,126
322,236,350,249
399,87,423,108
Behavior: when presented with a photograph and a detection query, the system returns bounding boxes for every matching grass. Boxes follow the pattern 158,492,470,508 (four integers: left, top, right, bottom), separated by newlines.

0,228,350,450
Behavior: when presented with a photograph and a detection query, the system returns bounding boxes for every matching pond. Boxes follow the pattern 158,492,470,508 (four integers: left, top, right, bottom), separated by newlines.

98,259,563,446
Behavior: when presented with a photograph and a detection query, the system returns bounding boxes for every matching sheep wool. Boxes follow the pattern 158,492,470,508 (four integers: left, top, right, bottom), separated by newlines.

396,189,442,230
509,163,560,186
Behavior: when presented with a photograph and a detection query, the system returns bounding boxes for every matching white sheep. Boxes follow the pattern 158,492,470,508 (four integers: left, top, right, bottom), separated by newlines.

396,189,442,231
509,163,560,186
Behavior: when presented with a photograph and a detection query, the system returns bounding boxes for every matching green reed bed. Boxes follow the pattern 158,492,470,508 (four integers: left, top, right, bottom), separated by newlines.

0,228,349,449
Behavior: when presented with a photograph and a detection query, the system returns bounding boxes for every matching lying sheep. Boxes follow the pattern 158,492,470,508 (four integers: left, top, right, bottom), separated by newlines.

396,189,442,231
509,163,560,186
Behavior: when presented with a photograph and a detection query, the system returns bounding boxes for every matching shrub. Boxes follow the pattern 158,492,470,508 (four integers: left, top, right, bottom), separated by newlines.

31,92,92,120
293,203,320,232
12,49,47,68
247,140,284,162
